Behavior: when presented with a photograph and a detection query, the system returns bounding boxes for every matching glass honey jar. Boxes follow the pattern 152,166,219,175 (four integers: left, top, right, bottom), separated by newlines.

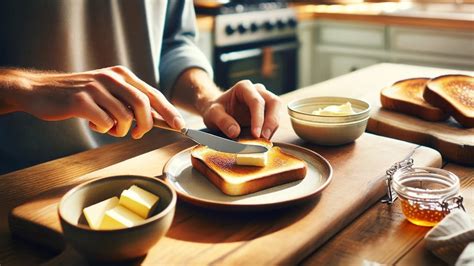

391,167,464,227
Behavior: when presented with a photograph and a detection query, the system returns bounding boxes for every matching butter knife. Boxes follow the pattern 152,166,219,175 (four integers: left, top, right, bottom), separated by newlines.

152,117,268,154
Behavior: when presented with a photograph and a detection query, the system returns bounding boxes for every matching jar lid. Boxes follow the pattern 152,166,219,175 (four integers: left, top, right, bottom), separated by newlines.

392,167,460,201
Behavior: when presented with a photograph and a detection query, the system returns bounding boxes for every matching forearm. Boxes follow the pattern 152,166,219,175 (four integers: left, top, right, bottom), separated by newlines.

0,68,32,115
170,68,222,115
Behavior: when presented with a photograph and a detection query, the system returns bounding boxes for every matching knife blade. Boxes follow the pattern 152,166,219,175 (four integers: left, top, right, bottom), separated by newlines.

184,128,268,154
152,117,268,154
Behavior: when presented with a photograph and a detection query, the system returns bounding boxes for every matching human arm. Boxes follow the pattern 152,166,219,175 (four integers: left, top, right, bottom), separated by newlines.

159,2,282,139
0,66,185,139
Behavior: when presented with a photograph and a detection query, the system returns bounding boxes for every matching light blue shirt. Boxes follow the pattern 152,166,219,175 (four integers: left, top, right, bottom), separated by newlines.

0,0,213,173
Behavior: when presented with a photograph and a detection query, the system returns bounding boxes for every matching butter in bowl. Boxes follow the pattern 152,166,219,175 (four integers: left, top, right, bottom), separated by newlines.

287,97,371,145
58,175,176,261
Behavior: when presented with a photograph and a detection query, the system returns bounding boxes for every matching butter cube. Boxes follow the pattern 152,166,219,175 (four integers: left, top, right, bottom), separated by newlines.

100,205,144,230
119,185,159,219
83,197,119,230
236,152,268,167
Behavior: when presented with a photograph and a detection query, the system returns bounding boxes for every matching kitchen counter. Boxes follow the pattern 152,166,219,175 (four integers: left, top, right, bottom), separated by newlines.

197,2,474,32
292,2,474,31
0,63,472,265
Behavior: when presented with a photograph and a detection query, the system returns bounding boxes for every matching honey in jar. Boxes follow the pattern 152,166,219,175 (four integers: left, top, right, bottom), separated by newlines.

392,167,462,227
400,198,448,227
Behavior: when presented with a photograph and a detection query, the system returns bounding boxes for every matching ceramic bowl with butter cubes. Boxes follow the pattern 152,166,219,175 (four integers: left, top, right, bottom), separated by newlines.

288,96,371,146
58,175,176,261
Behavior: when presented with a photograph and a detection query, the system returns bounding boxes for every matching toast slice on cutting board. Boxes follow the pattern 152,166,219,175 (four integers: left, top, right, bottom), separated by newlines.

190,138,307,196
423,74,474,128
380,78,449,122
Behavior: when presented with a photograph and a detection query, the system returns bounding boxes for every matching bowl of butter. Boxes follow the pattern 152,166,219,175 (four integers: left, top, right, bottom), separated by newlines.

58,175,176,261
288,96,371,145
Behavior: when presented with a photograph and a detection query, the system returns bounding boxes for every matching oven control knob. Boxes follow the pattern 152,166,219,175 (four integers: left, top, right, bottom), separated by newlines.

276,20,286,30
263,21,275,31
237,24,248,34
225,25,235,35
288,18,298,28
250,22,259,32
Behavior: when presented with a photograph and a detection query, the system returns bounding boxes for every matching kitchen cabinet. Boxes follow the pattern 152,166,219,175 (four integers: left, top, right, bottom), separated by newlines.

317,20,386,49
312,20,388,83
389,26,474,71
297,20,316,88
390,26,474,57
307,19,474,83
318,50,384,80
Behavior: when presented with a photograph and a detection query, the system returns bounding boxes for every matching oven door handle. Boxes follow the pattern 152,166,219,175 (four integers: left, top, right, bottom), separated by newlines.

219,42,299,63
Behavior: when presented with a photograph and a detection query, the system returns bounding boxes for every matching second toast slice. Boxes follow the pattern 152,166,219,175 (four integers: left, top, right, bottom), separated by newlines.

423,74,474,128
191,139,307,196
380,78,449,122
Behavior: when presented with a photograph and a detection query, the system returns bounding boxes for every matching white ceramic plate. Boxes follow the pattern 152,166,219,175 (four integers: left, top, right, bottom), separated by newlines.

163,142,332,210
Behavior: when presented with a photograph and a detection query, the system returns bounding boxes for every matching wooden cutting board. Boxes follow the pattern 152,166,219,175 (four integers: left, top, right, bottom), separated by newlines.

364,66,474,166
9,132,442,264
368,108,474,165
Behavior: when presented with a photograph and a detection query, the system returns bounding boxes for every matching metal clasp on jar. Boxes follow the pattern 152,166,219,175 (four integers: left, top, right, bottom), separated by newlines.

440,195,465,213
381,157,414,204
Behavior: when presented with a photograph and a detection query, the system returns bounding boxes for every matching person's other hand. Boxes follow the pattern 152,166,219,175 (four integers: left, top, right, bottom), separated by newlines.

11,66,185,139
201,80,282,139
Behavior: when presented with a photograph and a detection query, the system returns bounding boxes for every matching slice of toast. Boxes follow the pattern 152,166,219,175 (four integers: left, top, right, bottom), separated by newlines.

190,139,307,196
380,78,449,122
423,74,474,128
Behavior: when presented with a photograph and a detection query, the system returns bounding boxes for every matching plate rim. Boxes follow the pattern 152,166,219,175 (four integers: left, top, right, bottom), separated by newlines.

163,142,333,210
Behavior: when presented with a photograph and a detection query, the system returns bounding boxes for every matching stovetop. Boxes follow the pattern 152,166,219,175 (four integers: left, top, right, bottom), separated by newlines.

194,0,297,47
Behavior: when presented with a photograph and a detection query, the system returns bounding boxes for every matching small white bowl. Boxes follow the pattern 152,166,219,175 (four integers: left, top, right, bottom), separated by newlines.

59,175,176,261
287,97,371,146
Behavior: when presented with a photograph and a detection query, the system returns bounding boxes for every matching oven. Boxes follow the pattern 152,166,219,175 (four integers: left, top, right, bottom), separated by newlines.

215,37,298,95
196,1,299,95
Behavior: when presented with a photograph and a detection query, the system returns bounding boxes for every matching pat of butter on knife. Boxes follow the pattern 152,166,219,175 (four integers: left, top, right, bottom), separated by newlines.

119,185,160,219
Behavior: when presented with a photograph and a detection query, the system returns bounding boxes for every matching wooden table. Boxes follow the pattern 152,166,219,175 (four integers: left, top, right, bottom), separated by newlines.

1,63,472,265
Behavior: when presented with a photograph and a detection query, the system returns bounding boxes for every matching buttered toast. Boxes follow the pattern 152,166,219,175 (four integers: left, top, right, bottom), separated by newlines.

380,78,449,122
190,139,307,196
423,75,474,128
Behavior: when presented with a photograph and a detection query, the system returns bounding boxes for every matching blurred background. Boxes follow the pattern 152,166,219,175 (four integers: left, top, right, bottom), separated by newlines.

193,0,473,93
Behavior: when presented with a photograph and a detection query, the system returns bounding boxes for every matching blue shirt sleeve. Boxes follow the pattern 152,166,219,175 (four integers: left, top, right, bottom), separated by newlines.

159,0,214,99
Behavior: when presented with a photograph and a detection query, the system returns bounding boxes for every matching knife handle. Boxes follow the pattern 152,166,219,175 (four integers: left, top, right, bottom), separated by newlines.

152,116,183,133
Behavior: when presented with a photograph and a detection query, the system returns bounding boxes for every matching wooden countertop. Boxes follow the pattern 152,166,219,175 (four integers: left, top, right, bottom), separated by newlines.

286,63,474,264
292,2,474,31
197,2,474,31
0,64,472,265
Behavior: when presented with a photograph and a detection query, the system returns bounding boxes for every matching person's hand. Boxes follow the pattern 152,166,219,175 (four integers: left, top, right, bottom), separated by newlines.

4,66,185,139
200,80,282,139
